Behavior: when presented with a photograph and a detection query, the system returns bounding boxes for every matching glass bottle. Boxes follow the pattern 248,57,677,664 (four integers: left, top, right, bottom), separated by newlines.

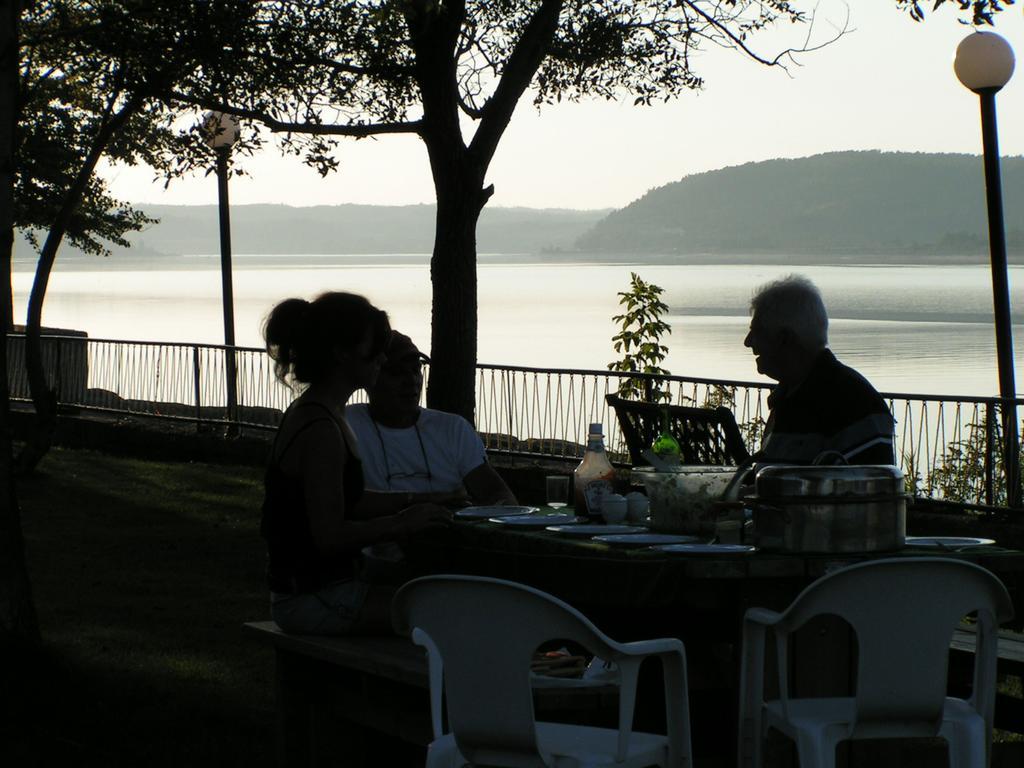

651,408,681,466
574,422,616,521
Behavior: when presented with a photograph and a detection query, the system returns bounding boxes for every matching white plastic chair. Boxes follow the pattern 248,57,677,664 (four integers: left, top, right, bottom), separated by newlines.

737,557,1014,768
392,574,693,768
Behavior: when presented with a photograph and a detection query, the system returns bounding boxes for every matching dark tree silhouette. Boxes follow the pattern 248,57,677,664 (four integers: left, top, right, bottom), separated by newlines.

0,0,41,694
173,0,844,420
15,1,258,471
173,0,1007,422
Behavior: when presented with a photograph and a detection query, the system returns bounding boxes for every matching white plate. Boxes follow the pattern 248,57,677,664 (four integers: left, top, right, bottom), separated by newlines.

904,536,996,549
544,524,647,537
592,533,702,547
455,505,539,520
652,543,759,555
489,513,579,528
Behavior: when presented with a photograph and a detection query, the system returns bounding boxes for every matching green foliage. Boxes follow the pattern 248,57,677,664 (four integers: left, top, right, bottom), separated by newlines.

737,415,767,456
927,415,1004,504
14,2,268,470
608,272,672,402
900,446,926,498
16,1,260,258
702,384,768,452
702,385,736,409
200,0,1005,174
906,408,1024,506
178,0,867,193
896,0,1014,26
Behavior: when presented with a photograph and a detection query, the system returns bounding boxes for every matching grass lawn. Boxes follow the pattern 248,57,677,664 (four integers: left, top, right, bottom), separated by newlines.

14,446,275,767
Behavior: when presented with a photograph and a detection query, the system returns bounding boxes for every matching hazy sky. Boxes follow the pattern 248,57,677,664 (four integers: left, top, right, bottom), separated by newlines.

100,2,1024,211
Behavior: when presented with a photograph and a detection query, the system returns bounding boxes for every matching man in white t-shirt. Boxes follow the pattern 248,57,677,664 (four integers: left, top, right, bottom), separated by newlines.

347,331,517,516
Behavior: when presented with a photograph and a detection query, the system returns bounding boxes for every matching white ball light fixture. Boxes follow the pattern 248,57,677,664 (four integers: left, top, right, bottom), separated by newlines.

201,111,241,149
954,31,1015,92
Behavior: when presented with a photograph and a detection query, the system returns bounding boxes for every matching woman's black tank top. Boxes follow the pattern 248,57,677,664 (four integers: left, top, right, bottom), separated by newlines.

261,401,364,593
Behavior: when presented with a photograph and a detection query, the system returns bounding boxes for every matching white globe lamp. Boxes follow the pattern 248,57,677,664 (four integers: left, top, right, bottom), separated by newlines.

201,111,241,150
954,31,1015,92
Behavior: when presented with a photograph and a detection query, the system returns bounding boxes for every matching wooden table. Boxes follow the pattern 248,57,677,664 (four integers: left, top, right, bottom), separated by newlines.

409,517,1024,636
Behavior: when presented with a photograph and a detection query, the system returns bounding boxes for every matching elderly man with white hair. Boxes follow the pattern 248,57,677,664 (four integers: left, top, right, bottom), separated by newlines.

744,275,895,465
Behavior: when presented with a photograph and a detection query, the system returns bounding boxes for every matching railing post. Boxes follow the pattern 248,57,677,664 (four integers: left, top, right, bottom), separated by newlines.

225,345,239,434
985,401,996,506
505,370,515,453
54,335,63,406
193,346,203,429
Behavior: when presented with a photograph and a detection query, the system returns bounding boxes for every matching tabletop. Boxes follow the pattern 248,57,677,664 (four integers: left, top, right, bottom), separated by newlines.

406,509,1024,636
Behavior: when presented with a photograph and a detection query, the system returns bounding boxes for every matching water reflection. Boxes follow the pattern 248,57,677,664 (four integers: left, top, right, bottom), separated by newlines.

16,260,1022,398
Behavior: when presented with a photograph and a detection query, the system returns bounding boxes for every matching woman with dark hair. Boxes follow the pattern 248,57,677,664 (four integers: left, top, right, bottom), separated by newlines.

261,291,450,634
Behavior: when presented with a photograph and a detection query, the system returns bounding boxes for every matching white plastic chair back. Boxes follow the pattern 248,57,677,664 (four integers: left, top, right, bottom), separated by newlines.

769,557,1013,729
392,574,690,768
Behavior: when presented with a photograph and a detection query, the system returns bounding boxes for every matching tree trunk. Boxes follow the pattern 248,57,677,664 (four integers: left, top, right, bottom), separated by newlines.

0,233,39,660
405,0,556,425
17,96,138,473
0,0,42,676
424,161,489,424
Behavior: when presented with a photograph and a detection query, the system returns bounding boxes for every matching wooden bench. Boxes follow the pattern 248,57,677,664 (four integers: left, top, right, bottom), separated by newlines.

948,627,1024,735
246,621,444,767
245,621,618,768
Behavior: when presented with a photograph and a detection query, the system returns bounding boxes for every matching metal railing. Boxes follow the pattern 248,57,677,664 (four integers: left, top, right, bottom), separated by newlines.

8,333,1021,507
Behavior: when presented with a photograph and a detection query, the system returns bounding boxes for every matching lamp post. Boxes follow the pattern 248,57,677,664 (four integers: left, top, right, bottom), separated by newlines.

202,111,241,431
954,32,1020,506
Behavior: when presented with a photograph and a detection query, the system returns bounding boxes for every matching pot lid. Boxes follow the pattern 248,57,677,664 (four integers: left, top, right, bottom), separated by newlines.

755,464,904,498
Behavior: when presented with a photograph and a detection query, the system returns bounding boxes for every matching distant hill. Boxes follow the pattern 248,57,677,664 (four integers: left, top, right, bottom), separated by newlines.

575,151,1024,258
16,151,1024,268
137,203,610,255
14,204,608,265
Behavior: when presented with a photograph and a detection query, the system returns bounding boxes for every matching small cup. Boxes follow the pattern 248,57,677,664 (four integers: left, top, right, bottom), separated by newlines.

625,492,650,523
545,475,570,509
601,493,628,524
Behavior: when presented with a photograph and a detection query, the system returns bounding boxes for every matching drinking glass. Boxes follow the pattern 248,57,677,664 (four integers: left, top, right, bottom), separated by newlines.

545,475,570,509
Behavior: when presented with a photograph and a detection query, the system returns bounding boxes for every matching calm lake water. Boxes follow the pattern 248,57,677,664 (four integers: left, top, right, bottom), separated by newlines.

13,256,1024,398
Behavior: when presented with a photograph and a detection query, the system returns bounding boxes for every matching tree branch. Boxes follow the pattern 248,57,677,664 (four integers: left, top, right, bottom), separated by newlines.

262,117,423,137
681,0,843,71
167,92,424,137
469,0,564,166
402,0,469,147
242,47,413,80
457,90,483,120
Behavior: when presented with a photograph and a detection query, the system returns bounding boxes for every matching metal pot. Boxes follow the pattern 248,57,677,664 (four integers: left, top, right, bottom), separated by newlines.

748,464,907,553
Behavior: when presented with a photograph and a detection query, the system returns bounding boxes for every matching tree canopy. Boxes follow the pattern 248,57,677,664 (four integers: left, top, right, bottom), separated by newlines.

168,1,846,418
164,0,1013,419
11,1,1021,423
14,1,263,473
901,0,1015,26
15,1,263,256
